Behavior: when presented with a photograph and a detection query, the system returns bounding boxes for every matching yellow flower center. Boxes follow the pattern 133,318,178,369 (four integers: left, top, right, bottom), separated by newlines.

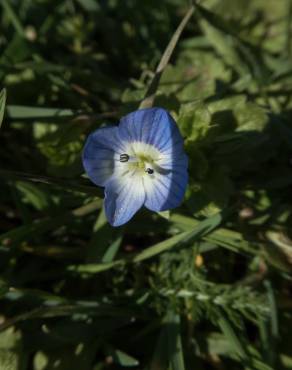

120,142,160,176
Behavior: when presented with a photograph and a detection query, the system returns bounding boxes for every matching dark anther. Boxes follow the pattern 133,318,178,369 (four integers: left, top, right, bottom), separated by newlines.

120,154,130,162
145,168,154,174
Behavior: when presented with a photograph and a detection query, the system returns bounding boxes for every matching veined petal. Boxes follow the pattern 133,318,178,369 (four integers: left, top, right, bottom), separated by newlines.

143,166,188,212
82,108,189,226
104,171,145,226
156,152,188,171
82,126,126,186
119,107,184,154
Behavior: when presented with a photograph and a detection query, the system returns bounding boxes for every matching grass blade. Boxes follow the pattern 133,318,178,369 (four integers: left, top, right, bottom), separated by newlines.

139,5,195,109
0,89,6,129
150,311,185,370
168,312,185,370
133,210,224,263
218,314,248,360
0,0,25,36
69,210,225,274
6,105,75,120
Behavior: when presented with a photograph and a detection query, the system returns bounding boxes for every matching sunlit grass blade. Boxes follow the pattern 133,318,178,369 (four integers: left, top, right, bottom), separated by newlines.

133,210,223,263
102,235,123,263
69,210,224,275
171,213,256,254
7,105,75,120
108,348,139,367
68,260,123,274
0,89,6,129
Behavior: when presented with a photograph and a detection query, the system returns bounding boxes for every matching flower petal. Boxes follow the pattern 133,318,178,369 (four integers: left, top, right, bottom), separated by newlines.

119,107,184,154
143,161,188,212
104,171,145,226
156,152,188,171
82,126,126,186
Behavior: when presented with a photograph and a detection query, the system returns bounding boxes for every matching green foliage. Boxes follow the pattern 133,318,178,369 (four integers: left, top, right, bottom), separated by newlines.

1,0,292,369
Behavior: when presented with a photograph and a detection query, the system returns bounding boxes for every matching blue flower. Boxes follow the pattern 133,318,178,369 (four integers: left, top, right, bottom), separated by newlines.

82,107,188,226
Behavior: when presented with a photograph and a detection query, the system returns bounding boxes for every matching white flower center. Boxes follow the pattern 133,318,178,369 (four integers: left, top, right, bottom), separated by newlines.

118,141,161,176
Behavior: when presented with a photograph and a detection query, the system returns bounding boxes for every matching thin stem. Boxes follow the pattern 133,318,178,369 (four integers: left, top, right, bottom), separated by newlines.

139,5,195,109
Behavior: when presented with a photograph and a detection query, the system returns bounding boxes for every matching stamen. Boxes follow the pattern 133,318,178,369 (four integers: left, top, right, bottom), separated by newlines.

120,153,130,162
145,168,154,174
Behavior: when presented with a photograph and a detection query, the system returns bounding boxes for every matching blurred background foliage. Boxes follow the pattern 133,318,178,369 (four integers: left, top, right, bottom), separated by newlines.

1,0,292,369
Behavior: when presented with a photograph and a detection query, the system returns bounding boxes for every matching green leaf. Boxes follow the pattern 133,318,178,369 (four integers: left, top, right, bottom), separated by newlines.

75,0,100,11
264,281,279,340
234,102,268,132
217,314,248,360
7,105,75,120
170,213,255,254
132,210,223,263
68,260,122,274
69,210,225,275
199,18,248,76
109,348,139,367
196,3,269,82
0,0,25,37
33,341,99,370
157,210,170,220
15,182,51,211
168,313,185,370
206,332,232,356
208,95,246,115
264,231,292,272
178,101,212,142
0,328,27,370
0,89,6,129
150,311,185,370
102,235,123,263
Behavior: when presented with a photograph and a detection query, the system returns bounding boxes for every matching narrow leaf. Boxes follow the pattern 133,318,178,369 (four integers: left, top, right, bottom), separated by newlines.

139,5,195,109
133,211,223,263
7,105,75,119
218,314,248,360
0,0,25,36
0,89,6,129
